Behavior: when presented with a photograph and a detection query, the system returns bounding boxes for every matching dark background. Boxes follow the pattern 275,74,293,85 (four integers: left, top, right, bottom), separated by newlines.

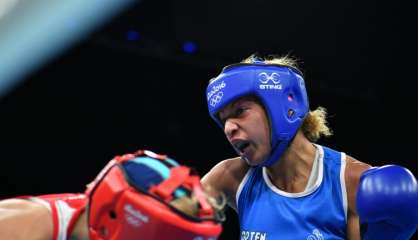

0,0,415,239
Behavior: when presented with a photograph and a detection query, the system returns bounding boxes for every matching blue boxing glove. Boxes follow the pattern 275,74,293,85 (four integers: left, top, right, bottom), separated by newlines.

356,165,418,239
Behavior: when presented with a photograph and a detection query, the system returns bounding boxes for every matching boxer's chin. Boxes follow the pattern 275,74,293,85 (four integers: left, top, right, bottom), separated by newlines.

240,155,261,167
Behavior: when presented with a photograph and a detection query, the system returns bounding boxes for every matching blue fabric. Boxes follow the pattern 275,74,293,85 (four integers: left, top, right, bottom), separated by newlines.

237,146,346,240
130,157,171,178
123,157,186,198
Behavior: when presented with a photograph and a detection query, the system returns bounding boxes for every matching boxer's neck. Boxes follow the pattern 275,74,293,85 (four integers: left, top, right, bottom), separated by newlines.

265,131,317,193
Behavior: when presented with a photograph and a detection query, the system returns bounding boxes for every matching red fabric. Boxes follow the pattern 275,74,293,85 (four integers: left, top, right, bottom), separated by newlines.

35,193,88,240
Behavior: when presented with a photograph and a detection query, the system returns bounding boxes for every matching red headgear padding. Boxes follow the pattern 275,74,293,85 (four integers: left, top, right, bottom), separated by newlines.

85,150,223,240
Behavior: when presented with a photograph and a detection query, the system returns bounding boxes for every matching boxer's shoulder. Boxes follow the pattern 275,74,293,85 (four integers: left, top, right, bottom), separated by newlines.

0,197,48,211
345,156,371,187
0,198,53,240
344,155,371,213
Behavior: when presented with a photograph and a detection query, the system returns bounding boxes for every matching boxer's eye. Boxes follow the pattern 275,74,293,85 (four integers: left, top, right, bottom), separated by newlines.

235,107,248,116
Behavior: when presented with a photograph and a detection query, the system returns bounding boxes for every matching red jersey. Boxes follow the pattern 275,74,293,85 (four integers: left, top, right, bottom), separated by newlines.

29,193,88,240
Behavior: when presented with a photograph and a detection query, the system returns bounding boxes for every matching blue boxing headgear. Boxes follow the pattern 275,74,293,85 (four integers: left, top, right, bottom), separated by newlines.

206,63,309,167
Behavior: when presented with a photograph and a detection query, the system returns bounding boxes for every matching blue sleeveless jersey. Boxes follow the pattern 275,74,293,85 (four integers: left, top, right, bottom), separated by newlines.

237,145,348,240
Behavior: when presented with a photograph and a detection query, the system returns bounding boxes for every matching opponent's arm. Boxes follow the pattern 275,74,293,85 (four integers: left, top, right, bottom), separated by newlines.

356,165,418,240
0,198,53,240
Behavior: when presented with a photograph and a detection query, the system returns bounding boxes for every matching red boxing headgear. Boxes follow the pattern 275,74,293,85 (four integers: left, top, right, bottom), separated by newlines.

85,150,223,240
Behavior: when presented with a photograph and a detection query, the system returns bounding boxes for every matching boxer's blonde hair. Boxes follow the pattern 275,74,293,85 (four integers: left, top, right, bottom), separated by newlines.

241,54,333,142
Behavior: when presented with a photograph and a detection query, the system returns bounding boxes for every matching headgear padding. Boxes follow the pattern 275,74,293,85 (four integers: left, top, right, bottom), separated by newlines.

86,150,223,240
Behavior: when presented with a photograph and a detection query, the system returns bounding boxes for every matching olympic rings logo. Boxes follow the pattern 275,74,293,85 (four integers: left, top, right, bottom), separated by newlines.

209,92,223,107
